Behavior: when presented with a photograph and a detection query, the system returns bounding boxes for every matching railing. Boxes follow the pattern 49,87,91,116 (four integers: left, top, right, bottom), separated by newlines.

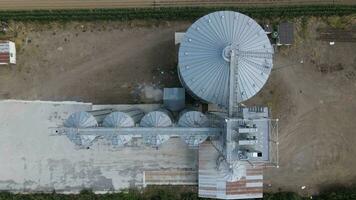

265,119,279,168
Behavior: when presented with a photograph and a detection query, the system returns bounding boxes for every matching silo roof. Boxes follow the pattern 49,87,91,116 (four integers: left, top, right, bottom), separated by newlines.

64,111,98,128
178,111,209,128
140,110,173,127
103,112,135,128
178,11,273,107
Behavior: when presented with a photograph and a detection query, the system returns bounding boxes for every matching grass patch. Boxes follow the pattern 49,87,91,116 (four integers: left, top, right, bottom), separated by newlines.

326,15,353,29
300,16,309,37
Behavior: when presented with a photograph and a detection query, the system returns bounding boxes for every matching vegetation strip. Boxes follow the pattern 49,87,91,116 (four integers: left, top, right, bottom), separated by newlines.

0,5,355,21
1,186,356,200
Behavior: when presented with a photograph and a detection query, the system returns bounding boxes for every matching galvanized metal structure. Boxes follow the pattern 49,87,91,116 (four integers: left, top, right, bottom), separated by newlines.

178,110,209,128
140,108,174,147
177,11,276,199
64,111,98,128
178,11,273,109
55,126,221,148
57,107,220,149
64,111,99,147
56,10,277,200
101,109,144,146
163,88,185,112
140,108,173,128
103,108,144,128
88,108,115,124
178,110,210,148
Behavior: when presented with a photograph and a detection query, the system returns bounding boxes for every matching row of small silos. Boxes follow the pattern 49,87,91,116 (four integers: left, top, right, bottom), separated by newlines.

64,108,210,129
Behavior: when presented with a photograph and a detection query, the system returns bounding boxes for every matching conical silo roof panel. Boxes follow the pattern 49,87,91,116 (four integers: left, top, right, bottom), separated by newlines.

64,111,98,128
103,112,135,128
140,109,173,127
178,11,273,107
178,110,209,128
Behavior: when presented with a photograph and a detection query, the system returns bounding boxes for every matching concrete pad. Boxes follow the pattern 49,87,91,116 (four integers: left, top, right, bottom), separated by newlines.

0,100,197,193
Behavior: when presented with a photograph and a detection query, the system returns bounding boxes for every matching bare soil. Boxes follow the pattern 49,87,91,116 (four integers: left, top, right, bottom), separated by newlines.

0,21,189,103
1,16,356,196
247,16,356,196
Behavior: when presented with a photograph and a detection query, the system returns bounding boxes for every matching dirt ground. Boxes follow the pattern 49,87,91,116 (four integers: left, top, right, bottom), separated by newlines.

0,21,188,103
247,16,356,195
1,15,356,196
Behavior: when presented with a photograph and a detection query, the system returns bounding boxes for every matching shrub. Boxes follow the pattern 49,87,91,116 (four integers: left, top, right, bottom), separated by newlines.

264,192,304,200
318,186,356,200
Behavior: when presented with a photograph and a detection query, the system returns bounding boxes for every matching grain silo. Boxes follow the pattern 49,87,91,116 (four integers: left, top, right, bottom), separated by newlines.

177,110,210,148
56,10,275,199
140,108,173,147
63,111,98,147
64,111,98,128
139,108,173,127
178,11,274,108
178,110,209,128
102,108,144,128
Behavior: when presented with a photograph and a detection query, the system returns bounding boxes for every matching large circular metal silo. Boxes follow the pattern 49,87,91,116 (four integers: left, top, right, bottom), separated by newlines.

178,11,274,108
103,108,144,128
178,110,209,128
139,108,173,127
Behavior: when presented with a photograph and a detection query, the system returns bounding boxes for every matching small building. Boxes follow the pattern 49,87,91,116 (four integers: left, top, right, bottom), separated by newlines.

277,22,294,45
163,88,185,112
0,41,16,65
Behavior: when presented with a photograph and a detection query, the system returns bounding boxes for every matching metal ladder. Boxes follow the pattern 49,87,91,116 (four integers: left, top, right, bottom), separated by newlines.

229,50,240,117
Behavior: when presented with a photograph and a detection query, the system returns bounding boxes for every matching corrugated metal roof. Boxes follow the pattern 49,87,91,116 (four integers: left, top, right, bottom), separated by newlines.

0,42,10,64
178,110,209,128
0,42,9,53
198,142,264,199
140,109,173,127
179,11,273,108
64,111,98,128
0,52,9,64
103,112,135,128
278,22,294,45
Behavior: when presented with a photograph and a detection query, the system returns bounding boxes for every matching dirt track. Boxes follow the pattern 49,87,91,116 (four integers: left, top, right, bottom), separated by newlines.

0,0,354,10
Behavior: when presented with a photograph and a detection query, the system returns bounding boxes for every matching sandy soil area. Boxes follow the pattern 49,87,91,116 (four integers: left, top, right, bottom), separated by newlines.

0,0,354,10
1,16,356,196
247,17,356,195
0,21,188,104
